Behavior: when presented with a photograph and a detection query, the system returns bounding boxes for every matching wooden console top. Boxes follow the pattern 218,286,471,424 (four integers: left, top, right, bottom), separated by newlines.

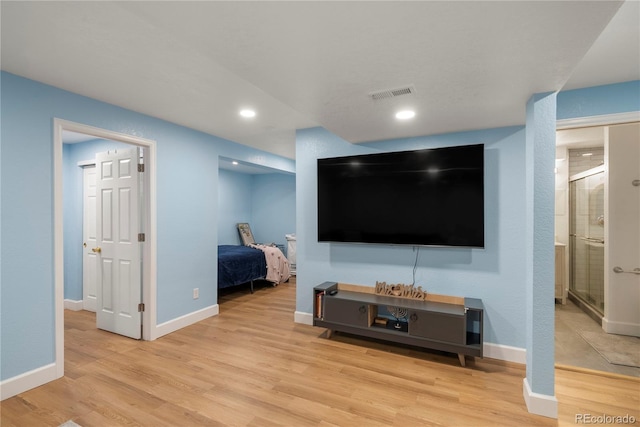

337,282,465,306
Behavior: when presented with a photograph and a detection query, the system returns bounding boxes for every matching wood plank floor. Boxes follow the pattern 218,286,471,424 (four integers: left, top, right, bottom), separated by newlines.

2,278,638,426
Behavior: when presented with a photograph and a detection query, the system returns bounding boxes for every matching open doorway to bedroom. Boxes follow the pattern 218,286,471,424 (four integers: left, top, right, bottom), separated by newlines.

216,156,296,302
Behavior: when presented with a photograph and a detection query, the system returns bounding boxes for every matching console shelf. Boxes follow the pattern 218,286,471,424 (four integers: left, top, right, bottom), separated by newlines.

313,282,483,366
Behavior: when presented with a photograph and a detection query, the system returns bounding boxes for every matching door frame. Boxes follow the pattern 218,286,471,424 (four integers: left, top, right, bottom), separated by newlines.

53,118,158,378
554,111,640,366
82,163,98,312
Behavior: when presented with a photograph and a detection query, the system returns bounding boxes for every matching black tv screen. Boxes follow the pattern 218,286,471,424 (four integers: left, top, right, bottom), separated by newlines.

317,144,484,248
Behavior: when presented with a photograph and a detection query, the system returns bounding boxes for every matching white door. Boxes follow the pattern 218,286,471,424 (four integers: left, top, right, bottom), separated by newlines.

604,122,640,336
82,165,97,312
95,148,142,339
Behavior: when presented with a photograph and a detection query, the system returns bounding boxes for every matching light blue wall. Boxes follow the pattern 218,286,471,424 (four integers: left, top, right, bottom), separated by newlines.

63,139,132,301
251,173,296,247
557,80,640,120
0,71,294,381
218,168,253,245
218,169,296,247
296,126,528,348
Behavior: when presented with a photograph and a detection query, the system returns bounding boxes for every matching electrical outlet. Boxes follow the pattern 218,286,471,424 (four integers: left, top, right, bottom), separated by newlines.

193,288,199,299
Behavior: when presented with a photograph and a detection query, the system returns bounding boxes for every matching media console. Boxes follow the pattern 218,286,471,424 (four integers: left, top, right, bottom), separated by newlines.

313,282,483,366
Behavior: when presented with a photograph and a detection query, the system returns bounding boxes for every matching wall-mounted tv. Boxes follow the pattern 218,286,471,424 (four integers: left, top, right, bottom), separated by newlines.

317,144,484,248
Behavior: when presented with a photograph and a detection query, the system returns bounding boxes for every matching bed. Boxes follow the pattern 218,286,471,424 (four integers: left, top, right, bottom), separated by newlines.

218,245,267,293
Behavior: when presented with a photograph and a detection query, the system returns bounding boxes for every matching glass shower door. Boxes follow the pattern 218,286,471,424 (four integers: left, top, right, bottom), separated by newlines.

569,167,605,315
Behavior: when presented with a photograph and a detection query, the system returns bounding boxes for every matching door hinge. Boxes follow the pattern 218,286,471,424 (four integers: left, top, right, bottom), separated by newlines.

138,164,145,173
138,233,145,242
138,303,145,312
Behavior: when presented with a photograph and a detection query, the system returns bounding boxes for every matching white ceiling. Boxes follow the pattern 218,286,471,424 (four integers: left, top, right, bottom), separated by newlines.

2,1,638,160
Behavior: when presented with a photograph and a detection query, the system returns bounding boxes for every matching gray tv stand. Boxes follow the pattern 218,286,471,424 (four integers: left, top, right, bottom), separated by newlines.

313,282,483,366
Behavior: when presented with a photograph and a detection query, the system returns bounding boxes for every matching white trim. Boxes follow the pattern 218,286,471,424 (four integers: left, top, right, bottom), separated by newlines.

483,342,527,364
602,317,640,337
0,363,58,401
63,299,84,311
54,119,158,388
556,111,640,130
523,378,558,419
58,120,158,146
154,305,219,339
294,311,314,325
143,142,158,342
53,121,65,379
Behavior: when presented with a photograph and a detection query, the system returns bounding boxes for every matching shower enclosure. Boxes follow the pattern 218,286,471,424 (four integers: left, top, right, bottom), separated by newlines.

569,166,605,316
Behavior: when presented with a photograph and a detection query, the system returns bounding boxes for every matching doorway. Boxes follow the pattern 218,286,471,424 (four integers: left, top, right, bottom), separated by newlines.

53,119,158,378
554,118,640,377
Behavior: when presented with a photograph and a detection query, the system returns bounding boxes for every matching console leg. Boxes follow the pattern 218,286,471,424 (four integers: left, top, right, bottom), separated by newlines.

458,353,466,367
326,329,333,339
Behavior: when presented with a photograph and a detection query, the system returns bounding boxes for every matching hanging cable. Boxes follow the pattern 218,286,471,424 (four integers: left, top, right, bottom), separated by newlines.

412,246,420,285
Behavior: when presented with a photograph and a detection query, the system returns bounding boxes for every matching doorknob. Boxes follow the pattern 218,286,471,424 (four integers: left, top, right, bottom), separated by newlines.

613,266,640,274
92,247,102,253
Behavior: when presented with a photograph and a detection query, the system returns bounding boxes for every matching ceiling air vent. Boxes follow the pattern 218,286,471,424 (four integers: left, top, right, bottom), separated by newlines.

369,85,416,100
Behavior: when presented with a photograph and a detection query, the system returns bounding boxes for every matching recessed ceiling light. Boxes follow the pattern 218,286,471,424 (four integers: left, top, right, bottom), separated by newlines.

239,109,256,118
232,161,238,165
395,110,415,120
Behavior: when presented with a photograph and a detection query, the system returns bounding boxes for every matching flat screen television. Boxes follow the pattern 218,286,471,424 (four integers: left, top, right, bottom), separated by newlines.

317,144,484,248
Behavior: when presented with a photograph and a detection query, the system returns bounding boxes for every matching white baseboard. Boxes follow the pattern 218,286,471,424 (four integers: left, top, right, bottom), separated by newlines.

294,311,313,325
153,304,219,340
602,317,640,337
483,342,526,364
0,363,60,401
523,378,558,419
63,299,83,311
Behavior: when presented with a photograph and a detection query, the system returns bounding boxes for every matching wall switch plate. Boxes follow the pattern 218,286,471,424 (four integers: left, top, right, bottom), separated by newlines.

193,288,199,299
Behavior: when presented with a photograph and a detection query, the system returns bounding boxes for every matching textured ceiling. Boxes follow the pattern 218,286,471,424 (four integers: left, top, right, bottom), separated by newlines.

2,1,638,159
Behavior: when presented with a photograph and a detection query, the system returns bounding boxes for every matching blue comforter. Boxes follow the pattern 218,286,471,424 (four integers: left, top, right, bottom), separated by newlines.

218,245,267,289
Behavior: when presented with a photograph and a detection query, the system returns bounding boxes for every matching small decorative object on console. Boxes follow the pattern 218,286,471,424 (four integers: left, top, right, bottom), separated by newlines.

386,305,409,332
375,281,427,301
